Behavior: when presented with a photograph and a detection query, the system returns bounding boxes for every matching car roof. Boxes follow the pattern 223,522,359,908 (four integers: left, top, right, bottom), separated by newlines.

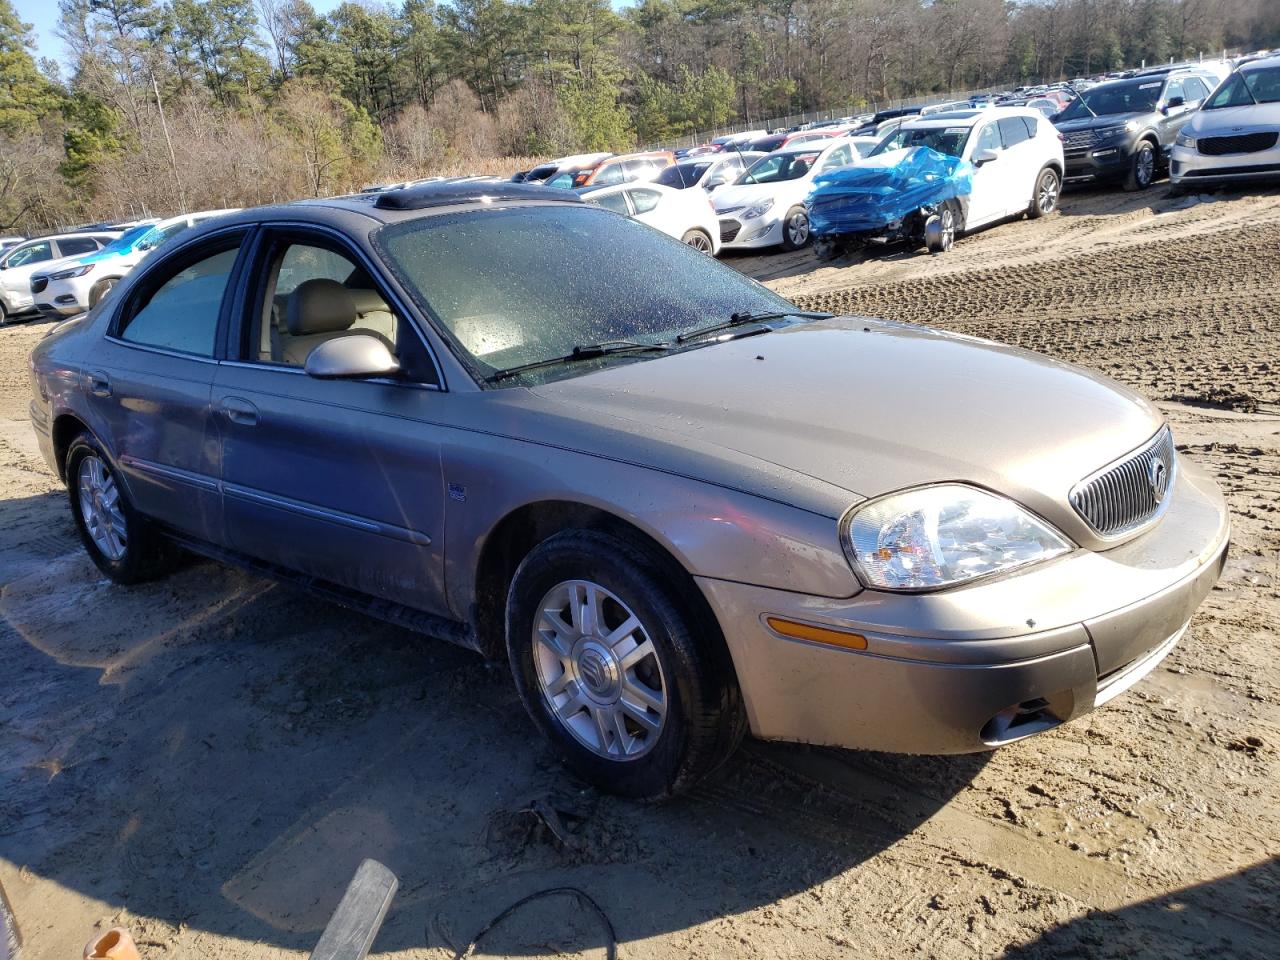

1240,54,1280,71
899,109,1002,129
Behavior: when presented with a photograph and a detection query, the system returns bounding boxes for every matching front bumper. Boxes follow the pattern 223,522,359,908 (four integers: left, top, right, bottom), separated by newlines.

1170,142,1280,185
1063,137,1136,183
716,214,785,250
698,461,1229,754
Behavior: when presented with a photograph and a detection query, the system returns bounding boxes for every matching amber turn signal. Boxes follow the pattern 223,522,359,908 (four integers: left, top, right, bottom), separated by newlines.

765,616,868,650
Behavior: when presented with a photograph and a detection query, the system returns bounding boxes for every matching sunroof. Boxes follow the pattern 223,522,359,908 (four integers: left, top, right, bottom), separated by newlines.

374,181,583,211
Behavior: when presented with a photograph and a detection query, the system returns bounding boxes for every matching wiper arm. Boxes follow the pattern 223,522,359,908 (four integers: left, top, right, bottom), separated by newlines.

488,340,670,382
675,309,832,344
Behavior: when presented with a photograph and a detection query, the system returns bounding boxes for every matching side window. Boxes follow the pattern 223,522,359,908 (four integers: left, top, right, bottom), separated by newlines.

593,163,626,186
4,241,52,268
1164,79,1184,104
1183,77,1209,102
118,245,240,357
588,192,631,216
57,237,100,257
998,117,1030,147
819,145,851,170
629,189,662,214
255,242,400,369
623,159,655,181
974,122,1001,153
1022,116,1039,139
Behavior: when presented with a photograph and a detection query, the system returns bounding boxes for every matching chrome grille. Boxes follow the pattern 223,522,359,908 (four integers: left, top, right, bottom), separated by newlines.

1069,428,1176,538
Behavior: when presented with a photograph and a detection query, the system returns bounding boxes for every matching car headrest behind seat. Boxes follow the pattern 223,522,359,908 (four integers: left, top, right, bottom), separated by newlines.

286,278,358,336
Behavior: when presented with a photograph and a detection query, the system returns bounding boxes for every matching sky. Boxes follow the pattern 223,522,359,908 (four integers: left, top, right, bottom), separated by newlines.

14,0,350,71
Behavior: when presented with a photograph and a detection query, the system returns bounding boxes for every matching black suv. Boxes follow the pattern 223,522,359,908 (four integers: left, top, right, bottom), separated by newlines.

1054,70,1218,189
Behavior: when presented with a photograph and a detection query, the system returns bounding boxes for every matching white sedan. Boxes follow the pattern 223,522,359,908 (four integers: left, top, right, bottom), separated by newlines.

712,138,876,251
1170,54,1280,189
580,182,721,254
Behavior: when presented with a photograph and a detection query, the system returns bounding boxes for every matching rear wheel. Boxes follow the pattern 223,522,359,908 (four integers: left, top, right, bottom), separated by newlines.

1027,167,1060,218
680,228,714,254
506,529,745,800
1124,141,1156,191
66,433,171,584
780,206,810,250
87,277,117,309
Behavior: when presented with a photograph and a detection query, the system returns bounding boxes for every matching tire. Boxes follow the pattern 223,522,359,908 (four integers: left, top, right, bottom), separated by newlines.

812,237,841,261
780,205,810,250
87,277,118,309
680,228,714,254
924,203,956,253
1123,141,1156,191
1027,166,1060,218
505,529,745,800
65,433,172,584
0,300,7,325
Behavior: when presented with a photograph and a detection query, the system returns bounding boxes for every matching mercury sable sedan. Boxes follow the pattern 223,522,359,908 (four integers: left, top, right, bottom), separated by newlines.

29,182,1229,799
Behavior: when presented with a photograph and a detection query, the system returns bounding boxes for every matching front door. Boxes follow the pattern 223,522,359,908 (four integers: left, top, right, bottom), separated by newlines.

86,232,249,543
965,121,1008,228
212,229,449,616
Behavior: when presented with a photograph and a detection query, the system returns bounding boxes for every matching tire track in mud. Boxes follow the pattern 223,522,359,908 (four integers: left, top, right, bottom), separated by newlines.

792,221,1280,410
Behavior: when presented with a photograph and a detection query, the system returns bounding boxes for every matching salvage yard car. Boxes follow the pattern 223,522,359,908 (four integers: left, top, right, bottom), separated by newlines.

1170,53,1280,190
1054,69,1218,190
807,107,1063,258
29,181,1229,800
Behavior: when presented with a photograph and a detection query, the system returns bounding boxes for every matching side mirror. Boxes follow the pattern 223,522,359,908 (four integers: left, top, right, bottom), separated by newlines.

305,334,400,380
973,148,999,166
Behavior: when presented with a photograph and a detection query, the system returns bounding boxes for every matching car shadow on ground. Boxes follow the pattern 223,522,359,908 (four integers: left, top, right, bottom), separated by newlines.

0,500,990,955
1003,857,1280,959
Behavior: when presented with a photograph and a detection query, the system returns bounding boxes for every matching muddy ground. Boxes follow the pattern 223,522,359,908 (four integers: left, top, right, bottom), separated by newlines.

2,183,1277,960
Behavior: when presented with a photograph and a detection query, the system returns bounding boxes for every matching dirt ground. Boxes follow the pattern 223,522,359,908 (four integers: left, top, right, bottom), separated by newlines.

2,182,1278,960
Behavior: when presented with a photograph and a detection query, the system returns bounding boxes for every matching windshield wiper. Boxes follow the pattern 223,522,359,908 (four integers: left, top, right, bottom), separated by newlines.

675,309,832,344
488,340,670,382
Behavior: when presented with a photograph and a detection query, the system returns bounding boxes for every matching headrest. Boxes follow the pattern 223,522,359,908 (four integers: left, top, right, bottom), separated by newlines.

347,287,390,316
286,279,357,336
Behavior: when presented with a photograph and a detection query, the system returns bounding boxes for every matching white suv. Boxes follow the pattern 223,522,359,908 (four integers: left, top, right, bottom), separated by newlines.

31,210,238,320
0,232,120,322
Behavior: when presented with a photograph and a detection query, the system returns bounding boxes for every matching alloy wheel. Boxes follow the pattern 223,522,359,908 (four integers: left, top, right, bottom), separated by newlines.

533,579,667,761
1136,147,1154,187
684,232,713,253
939,207,955,251
77,454,127,561
787,211,809,246
1037,172,1060,213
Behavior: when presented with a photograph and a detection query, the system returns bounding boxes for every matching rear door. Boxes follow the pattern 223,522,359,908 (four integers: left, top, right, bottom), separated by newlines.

996,116,1037,214
86,229,251,543
212,226,450,616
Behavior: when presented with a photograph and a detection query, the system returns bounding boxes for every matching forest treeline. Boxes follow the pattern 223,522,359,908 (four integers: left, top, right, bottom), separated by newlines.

1,0,1277,232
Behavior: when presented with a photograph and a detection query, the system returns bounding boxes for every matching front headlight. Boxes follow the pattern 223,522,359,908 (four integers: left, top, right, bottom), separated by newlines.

1096,124,1129,140
842,484,1072,591
1175,130,1196,148
741,198,775,220
49,264,94,280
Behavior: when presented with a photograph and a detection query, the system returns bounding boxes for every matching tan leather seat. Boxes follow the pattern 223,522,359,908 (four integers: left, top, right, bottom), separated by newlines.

280,279,393,367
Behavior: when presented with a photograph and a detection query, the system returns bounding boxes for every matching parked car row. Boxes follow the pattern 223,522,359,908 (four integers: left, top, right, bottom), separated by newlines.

1,210,239,325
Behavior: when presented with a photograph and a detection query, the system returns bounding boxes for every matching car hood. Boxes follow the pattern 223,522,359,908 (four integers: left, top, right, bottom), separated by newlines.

17,253,82,280
1188,101,1280,134
713,179,806,213
1055,111,1150,132
530,317,1164,542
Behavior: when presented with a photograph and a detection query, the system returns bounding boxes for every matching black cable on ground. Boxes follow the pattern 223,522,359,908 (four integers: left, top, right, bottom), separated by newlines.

446,885,618,960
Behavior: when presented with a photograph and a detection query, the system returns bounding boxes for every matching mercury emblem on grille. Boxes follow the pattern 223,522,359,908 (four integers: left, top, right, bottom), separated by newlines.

1148,458,1169,501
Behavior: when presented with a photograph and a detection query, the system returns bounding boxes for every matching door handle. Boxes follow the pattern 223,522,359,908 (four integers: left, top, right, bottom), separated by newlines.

87,371,111,398
218,396,259,426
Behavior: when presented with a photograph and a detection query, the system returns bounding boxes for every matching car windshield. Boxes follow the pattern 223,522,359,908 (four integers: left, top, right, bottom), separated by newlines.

377,205,796,384
870,125,970,158
736,152,820,184
96,225,152,255
1206,66,1280,108
1057,79,1163,120
656,163,710,188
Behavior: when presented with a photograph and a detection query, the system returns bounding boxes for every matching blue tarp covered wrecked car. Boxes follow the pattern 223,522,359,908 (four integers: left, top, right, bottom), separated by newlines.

806,147,975,237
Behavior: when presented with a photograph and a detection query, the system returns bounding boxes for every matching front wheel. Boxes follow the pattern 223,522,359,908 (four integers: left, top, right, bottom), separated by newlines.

506,529,745,800
924,204,956,253
87,277,117,309
66,433,171,584
780,206,810,250
1124,141,1156,191
1027,167,1060,218
680,228,714,254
